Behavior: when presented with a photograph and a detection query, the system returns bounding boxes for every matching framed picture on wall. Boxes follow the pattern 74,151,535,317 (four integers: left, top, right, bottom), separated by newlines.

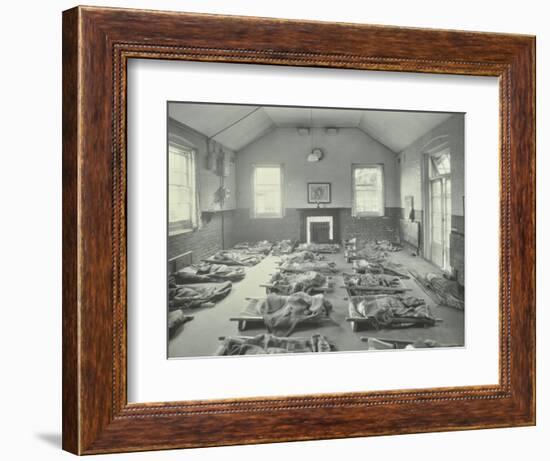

62,5,535,455
307,182,331,204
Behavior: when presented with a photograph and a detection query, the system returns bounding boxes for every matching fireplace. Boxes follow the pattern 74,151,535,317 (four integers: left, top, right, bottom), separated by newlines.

298,208,340,243
306,216,333,243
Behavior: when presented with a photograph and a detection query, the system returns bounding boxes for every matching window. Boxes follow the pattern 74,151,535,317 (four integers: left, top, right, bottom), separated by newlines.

352,164,384,217
252,165,283,218
169,143,197,234
428,149,451,178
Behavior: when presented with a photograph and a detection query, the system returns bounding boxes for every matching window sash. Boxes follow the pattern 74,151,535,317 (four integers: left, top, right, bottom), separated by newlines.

253,165,283,218
169,143,196,232
352,165,384,217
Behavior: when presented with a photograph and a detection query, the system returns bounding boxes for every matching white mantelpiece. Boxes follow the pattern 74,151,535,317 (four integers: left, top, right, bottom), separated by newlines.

306,216,333,243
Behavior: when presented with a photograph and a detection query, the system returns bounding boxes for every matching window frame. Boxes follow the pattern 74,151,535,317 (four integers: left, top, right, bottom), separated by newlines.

168,141,197,236
251,163,284,219
351,163,385,218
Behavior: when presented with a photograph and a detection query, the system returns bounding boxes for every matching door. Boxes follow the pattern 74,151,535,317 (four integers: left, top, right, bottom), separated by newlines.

429,177,451,270
427,150,452,271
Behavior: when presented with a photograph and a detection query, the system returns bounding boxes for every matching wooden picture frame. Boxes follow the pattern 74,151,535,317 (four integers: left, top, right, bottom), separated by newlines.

308,182,332,204
62,6,535,455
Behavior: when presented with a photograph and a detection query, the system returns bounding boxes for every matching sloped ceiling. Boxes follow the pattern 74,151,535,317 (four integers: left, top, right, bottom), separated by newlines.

357,111,453,153
168,103,454,153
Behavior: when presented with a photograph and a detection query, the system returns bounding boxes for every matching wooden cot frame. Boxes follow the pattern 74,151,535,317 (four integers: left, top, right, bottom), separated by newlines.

63,6,535,454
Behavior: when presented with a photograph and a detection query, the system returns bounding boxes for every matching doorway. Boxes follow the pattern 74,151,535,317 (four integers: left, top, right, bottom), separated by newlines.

425,149,452,271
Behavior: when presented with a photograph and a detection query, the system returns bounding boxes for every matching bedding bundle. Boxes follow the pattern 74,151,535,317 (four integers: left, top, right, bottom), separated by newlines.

343,273,402,289
206,250,263,266
351,294,435,329
174,263,245,283
296,243,340,253
216,333,333,356
281,250,324,263
232,240,273,254
279,260,338,274
268,270,328,295
346,247,388,263
352,259,410,278
364,337,443,350
246,292,332,336
271,239,297,255
411,271,464,310
168,280,232,310
168,310,193,337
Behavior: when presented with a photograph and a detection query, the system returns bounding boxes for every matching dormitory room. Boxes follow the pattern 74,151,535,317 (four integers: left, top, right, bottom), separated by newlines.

167,103,465,357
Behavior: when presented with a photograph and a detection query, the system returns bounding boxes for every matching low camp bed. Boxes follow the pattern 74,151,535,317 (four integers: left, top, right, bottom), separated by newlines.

342,273,410,296
346,295,441,332
229,296,333,332
261,276,333,295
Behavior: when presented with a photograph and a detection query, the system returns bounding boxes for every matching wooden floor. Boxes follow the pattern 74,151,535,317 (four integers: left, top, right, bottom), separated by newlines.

168,249,465,358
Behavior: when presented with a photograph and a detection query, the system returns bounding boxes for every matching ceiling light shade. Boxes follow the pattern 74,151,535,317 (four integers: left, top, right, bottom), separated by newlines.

307,148,323,162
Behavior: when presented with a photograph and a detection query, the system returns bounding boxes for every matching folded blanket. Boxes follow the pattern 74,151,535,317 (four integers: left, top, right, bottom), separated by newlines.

217,333,333,356
168,281,232,310
269,271,327,295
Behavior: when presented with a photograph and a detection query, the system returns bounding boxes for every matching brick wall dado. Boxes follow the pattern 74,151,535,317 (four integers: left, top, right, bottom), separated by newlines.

231,207,400,244
340,207,400,242
168,211,235,262
231,208,301,244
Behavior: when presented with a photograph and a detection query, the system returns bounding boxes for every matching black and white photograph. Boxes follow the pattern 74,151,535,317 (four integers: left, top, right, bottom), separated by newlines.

167,102,465,358
308,182,331,204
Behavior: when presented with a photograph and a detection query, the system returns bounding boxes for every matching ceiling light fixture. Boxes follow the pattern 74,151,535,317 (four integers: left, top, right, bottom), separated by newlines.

307,109,324,162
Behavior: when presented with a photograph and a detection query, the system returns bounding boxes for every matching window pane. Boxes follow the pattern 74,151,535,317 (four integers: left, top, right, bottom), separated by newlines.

354,167,380,187
432,226,443,244
355,186,382,214
254,166,282,216
430,151,451,177
168,143,196,228
255,167,281,185
431,180,441,197
353,166,383,215
431,197,442,213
